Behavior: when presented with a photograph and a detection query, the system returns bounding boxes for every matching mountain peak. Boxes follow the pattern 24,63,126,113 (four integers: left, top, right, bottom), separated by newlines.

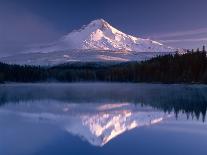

89,18,109,25
61,19,174,52
86,18,112,31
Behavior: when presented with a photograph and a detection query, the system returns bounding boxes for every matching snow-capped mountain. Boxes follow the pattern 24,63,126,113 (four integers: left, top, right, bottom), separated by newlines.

0,19,178,65
0,101,167,146
37,19,174,52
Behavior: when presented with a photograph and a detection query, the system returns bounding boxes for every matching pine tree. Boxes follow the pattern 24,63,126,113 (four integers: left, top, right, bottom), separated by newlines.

196,48,200,52
202,45,206,52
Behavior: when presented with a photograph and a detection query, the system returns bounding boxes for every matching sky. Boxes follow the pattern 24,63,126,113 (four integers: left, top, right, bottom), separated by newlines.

0,0,207,56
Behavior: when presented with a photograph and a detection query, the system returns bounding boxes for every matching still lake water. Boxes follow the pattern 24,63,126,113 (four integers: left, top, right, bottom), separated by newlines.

0,83,207,155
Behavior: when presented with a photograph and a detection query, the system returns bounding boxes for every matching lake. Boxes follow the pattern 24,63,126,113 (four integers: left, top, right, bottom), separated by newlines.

0,83,207,155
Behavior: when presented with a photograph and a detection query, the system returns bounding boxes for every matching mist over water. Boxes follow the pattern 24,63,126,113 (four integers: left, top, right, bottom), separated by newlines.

1,83,206,120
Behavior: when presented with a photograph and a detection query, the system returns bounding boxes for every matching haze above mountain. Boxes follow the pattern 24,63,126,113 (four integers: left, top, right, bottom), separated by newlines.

0,19,178,65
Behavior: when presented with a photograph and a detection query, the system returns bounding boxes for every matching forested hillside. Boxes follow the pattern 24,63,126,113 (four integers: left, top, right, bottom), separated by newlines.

0,50,207,83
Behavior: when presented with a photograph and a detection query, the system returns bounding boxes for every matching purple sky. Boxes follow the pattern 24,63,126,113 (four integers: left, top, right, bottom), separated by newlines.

0,0,207,56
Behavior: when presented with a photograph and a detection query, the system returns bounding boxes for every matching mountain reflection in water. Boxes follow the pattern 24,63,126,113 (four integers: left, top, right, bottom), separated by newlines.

1,84,207,155
0,101,166,146
0,83,207,121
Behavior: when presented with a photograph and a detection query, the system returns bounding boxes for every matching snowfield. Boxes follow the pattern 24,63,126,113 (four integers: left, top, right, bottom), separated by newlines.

0,50,175,66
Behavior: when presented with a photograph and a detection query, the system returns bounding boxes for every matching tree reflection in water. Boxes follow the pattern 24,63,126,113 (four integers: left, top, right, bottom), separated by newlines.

0,83,206,121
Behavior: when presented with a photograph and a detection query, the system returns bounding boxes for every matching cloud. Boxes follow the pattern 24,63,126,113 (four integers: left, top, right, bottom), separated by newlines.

151,27,207,48
153,27,207,39
0,3,61,57
160,37,207,43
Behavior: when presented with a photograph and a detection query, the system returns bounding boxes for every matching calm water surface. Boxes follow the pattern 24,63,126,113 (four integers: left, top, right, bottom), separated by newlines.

0,83,207,155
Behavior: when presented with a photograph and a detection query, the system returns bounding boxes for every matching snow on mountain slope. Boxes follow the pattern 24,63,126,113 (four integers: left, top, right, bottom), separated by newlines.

0,19,178,65
0,50,174,66
30,19,175,53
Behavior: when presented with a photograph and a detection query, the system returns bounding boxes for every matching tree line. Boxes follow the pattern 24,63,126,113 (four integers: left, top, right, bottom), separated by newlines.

0,49,207,83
